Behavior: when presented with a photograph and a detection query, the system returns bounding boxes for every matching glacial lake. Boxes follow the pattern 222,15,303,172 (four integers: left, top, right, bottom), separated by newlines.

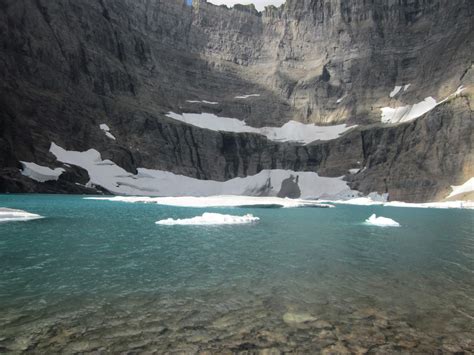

0,194,473,353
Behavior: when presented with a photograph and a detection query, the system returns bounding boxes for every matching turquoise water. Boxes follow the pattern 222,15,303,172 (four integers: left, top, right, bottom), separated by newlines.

0,194,473,353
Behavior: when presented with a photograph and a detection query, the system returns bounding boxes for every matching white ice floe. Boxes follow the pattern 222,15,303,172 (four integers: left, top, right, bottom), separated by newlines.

87,195,335,208
156,212,259,225
20,162,64,183
186,100,219,105
365,214,400,227
0,208,43,223
100,124,116,140
235,94,260,99
381,86,465,124
448,177,474,198
166,112,354,144
50,143,355,198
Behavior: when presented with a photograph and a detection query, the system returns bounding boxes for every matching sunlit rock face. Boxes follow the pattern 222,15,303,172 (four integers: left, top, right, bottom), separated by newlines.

0,0,472,201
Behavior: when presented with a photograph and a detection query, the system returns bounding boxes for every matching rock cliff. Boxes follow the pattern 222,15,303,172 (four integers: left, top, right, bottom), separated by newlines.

0,0,472,201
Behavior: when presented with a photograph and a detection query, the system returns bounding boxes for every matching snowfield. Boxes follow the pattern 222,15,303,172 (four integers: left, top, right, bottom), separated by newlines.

20,162,65,182
166,112,354,144
50,143,355,198
381,86,464,124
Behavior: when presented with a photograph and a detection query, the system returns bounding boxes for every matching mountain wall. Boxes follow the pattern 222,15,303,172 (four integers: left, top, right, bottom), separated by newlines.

0,0,472,201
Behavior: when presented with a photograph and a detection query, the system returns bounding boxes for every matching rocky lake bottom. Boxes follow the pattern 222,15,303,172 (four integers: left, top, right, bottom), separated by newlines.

0,195,473,353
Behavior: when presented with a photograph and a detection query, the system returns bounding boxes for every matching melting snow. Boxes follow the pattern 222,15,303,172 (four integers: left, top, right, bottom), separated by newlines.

448,177,474,198
100,124,116,140
50,143,354,198
166,112,354,144
389,86,403,98
235,94,260,99
381,97,437,123
156,212,259,225
365,214,400,227
389,84,411,98
186,100,219,105
0,208,43,223
20,162,64,182
381,86,465,124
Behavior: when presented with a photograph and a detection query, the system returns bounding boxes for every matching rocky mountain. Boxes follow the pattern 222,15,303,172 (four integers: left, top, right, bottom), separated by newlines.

0,0,472,202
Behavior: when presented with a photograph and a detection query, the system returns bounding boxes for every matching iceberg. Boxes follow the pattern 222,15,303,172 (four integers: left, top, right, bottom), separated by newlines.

365,214,400,227
0,208,43,223
156,212,259,225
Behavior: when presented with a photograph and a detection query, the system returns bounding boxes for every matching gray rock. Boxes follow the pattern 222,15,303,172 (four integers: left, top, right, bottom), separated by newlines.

0,0,471,201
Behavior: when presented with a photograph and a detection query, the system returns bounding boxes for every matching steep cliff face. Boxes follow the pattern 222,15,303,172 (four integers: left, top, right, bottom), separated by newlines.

0,0,472,201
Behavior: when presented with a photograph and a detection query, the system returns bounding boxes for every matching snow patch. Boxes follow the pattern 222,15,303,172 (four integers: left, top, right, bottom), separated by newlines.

348,168,360,175
448,177,474,198
186,100,219,105
389,86,403,98
166,112,354,144
381,97,437,124
365,214,400,227
0,208,43,223
389,84,410,98
235,94,260,99
20,162,64,182
100,123,116,140
156,212,259,225
50,143,354,198
381,86,465,124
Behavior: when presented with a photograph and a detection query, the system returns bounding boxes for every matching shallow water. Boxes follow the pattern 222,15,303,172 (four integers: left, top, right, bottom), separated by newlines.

0,194,473,353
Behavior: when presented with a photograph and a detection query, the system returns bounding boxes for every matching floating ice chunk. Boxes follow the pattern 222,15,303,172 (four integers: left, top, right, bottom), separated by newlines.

448,177,474,198
166,112,354,144
235,94,260,99
0,208,43,223
156,212,259,225
100,123,116,140
365,214,400,227
20,162,64,182
389,86,403,98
